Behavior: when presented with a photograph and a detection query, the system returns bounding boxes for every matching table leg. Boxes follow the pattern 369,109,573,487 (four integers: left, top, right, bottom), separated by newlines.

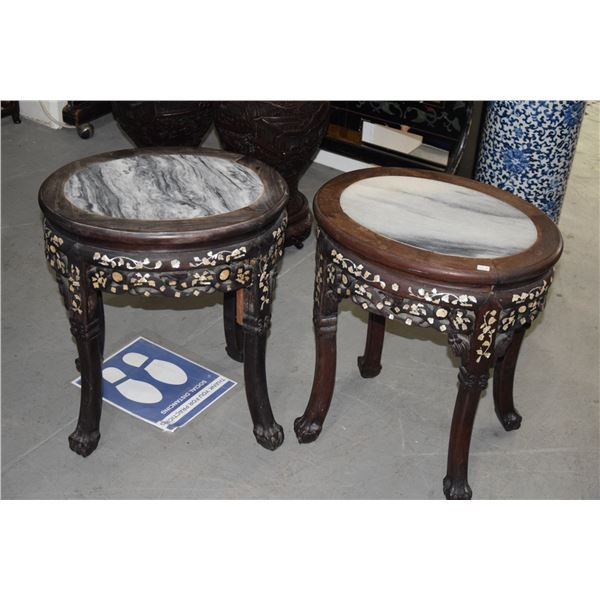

444,304,499,499
75,289,104,373
295,251,341,443
97,290,105,359
242,266,284,451
357,312,386,378
493,326,527,431
223,290,244,362
58,263,105,457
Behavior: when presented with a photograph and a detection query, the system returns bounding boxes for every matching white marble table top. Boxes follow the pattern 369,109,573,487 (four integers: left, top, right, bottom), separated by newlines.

64,154,264,220
340,175,538,258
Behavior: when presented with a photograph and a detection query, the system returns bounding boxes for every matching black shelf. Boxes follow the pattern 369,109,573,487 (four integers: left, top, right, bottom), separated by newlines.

322,101,485,177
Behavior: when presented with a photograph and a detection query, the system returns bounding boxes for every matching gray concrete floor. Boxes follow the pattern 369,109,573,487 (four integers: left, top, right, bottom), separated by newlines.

1,106,598,499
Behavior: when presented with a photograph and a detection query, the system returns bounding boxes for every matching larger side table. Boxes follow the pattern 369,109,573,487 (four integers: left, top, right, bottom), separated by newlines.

295,168,563,499
40,148,288,456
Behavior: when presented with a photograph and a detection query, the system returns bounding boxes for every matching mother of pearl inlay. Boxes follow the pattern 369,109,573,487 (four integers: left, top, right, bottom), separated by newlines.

64,154,264,220
340,176,538,259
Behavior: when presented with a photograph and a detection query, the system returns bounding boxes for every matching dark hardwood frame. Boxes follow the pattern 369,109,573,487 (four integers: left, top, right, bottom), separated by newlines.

40,148,288,456
294,168,563,499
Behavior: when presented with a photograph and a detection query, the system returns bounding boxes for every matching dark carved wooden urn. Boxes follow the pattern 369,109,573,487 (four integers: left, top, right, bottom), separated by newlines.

214,101,330,248
112,101,214,147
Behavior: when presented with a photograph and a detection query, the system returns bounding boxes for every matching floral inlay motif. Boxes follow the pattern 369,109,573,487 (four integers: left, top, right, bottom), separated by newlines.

44,224,68,275
68,264,83,315
314,229,554,375
330,249,386,289
475,309,498,363
44,210,286,304
254,221,286,311
91,271,108,289
314,253,325,304
49,233,64,248
327,262,475,335
408,286,477,308
257,261,271,310
88,259,260,298
92,253,163,270
500,279,550,331
191,271,214,286
235,266,252,285
316,233,479,336
189,247,247,268
450,310,470,332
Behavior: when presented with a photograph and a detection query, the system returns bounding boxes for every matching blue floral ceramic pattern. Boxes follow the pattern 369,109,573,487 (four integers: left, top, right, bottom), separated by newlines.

475,101,585,222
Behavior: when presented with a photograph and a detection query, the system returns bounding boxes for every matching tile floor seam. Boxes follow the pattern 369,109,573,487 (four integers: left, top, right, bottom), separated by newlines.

394,447,592,457
276,246,315,279
181,314,227,345
1,223,42,231
2,417,77,473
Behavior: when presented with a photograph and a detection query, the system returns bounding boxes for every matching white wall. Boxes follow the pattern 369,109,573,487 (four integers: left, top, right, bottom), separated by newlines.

19,101,67,129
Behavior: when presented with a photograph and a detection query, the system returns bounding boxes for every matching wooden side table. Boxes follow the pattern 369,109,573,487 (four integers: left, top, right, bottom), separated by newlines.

295,168,563,499
39,148,288,456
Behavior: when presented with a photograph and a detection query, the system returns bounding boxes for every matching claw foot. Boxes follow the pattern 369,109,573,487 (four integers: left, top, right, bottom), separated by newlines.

285,233,307,250
284,208,312,249
496,409,522,431
357,356,382,378
294,415,322,444
443,476,473,500
68,428,100,457
253,422,284,451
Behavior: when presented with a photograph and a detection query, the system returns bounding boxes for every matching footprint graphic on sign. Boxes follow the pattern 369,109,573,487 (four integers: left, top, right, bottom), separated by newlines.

103,352,188,404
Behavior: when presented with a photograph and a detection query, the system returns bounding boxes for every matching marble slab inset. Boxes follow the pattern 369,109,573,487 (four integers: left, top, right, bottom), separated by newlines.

340,176,538,258
64,154,264,220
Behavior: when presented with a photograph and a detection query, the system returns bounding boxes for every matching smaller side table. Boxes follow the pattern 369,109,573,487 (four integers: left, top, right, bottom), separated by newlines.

295,168,563,499
40,148,288,456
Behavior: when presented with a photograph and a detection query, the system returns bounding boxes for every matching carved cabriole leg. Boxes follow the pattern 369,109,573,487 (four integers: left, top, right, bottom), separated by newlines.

358,312,386,378
242,261,283,450
223,290,244,362
294,246,341,443
59,260,105,457
97,289,105,359
75,289,104,373
444,302,500,500
493,325,528,431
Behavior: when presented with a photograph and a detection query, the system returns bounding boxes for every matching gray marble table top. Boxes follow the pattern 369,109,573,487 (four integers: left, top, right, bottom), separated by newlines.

340,175,538,258
64,154,264,220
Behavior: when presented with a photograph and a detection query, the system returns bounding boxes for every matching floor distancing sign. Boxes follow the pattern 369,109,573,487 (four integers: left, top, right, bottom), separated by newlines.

73,337,236,431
